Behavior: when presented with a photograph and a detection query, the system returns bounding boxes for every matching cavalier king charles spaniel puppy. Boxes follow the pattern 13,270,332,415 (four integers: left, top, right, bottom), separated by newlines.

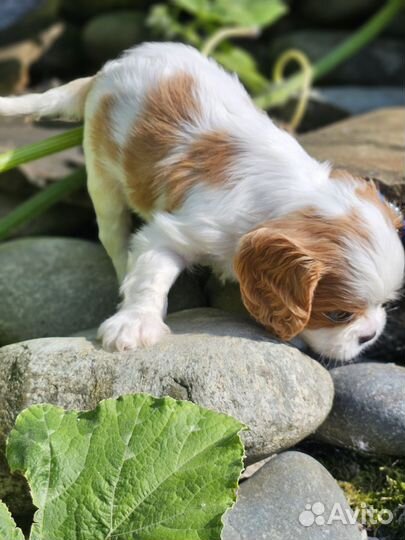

1,42,403,361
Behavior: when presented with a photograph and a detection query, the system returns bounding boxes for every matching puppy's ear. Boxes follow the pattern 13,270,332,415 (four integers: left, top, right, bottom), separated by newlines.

234,227,324,340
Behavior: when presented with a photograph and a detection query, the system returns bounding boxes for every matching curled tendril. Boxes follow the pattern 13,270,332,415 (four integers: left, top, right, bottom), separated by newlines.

272,49,313,132
201,26,260,57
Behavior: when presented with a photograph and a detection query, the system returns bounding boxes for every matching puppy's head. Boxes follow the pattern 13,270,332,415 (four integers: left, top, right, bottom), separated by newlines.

234,181,404,361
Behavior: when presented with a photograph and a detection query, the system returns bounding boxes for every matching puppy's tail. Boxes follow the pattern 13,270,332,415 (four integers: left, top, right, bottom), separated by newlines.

0,77,94,122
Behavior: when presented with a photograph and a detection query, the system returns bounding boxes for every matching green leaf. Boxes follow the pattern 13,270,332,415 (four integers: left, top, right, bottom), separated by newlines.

0,500,24,540
174,0,288,27
7,394,245,540
214,46,269,93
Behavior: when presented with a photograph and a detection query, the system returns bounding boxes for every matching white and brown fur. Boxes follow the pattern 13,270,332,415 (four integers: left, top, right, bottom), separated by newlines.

0,42,403,361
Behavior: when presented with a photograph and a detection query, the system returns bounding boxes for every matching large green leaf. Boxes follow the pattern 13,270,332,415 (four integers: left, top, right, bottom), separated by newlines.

7,394,245,540
0,500,24,540
174,0,288,27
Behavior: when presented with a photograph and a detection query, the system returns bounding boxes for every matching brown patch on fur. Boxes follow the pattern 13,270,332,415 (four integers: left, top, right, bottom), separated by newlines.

163,131,239,210
122,72,238,214
88,94,119,169
234,210,370,339
123,72,200,214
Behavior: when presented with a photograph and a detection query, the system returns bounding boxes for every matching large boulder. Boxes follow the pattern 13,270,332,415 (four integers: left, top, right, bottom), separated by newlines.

0,308,334,458
0,309,334,514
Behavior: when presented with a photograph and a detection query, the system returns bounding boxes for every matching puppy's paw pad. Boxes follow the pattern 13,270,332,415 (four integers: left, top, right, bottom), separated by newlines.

98,311,170,352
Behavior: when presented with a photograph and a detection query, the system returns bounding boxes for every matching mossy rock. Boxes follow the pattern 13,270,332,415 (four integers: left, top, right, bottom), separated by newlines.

83,10,147,65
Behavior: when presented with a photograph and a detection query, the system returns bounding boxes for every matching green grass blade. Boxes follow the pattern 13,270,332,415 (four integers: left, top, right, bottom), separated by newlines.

0,167,86,241
0,126,83,174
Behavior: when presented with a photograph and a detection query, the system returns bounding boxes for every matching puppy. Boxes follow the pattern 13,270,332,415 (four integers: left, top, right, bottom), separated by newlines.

0,42,403,361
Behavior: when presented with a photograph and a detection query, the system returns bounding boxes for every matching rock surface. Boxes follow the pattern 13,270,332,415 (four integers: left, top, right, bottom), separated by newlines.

316,362,405,455
223,451,364,540
0,308,334,460
0,237,119,344
0,237,208,345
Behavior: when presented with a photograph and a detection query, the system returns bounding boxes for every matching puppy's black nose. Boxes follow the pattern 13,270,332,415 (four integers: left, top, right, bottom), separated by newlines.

358,332,376,345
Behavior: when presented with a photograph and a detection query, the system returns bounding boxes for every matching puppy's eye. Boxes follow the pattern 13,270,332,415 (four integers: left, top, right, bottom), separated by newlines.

324,311,355,323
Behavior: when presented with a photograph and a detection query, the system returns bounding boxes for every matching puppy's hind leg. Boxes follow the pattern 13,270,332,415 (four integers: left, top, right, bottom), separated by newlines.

87,162,132,284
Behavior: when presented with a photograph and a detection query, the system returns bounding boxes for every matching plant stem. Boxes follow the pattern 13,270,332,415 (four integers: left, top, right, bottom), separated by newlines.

0,126,83,174
255,0,405,110
0,167,86,241
201,26,260,57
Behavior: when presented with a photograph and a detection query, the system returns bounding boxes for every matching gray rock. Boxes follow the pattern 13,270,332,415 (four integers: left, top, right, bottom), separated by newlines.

0,237,119,345
0,237,208,344
83,11,147,65
316,362,405,455
223,451,364,540
298,0,380,24
269,31,404,85
0,309,333,513
0,308,334,460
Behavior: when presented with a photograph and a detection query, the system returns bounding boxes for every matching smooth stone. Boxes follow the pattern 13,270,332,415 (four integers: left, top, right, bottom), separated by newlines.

269,31,404,85
0,237,119,345
316,362,405,455
0,309,334,514
0,237,208,344
0,308,334,461
83,11,147,64
223,451,364,540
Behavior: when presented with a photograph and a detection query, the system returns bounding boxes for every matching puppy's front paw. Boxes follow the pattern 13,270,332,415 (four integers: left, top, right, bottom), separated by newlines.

98,310,170,352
